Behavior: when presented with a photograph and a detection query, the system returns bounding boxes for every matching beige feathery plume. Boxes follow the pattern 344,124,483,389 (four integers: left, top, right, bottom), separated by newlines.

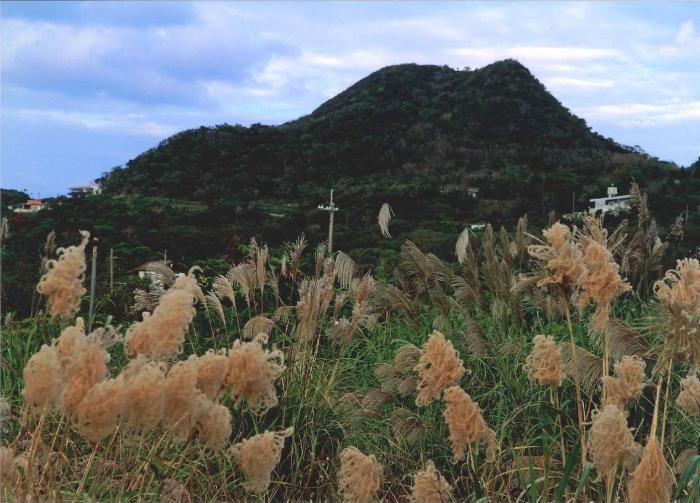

410,460,452,503
163,356,209,440
195,401,232,451
75,377,125,442
0,446,18,491
442,386,499,463
36,230,89,319
224,334,285,414
587,405,641,480
242,316,275,341
455,227,470,265
58,342,110,418
653,258,700,365
578,236,631,330
415,331,466,407
229,427,293,494
213,275,236,305
676,372,700,415
338,446,384,503
206,292,226,325
378,203,394,238
628,436,674,503
120,357,167,434
195,350,228,401
524,335,566,387
124,271,199,360
22,344,61,413
527,222,586,294
603,356,647,410
334,251,358,289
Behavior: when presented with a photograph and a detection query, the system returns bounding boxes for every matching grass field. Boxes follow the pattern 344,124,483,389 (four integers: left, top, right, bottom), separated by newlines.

1,194,699,502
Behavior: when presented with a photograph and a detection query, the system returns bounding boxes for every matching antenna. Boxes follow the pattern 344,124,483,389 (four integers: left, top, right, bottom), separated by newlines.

317,189,339,254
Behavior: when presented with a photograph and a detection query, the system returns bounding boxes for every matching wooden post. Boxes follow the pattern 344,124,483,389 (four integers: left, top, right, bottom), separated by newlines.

88,240,98,332
317,189,339,254
109,247,114,293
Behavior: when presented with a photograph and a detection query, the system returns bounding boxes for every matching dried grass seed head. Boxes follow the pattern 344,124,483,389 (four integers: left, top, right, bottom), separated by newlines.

603,356,647,410
415,331,466,407
410,460,452,503
577,236,631,329
75,377,126,442
124,271,199,360
22,344,61,413
628,436,674,503
195,401,232,451
224,334,285,414
36,230,89,320
163,356,209,440
527,222,586,296
59,342,110,418
195,350,228,401
653,258,700,365
121,357,167,434
524,334,566,387
676,372,700,415
442,385,499,463
338,446,384,503
229,427,293,494
588,404,641,478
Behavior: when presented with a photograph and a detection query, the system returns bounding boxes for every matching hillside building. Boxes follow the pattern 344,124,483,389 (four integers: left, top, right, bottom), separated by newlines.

589,186,632,215
12,199,44,214
69,183,102,198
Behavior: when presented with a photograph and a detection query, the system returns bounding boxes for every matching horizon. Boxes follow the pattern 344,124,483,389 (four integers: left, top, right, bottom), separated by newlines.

2,1,699,198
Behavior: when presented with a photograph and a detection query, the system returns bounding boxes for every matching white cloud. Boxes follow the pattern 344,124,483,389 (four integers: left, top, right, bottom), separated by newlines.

579,101,700,126
5,108,177,137
546,77,614,90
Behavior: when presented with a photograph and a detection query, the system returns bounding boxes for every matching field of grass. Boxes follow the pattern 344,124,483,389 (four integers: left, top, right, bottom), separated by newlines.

1,192,699,502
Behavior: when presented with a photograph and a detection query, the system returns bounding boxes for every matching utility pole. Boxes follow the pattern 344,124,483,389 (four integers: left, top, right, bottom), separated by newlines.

109,247,114,293
317,189,339,254
88,238,98,332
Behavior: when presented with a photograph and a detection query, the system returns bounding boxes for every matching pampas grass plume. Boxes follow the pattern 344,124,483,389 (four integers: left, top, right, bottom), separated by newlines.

338,446,384,503
524,334,566,387
163,356,208,440
124,272,199,360
36,230,89,319
410,460,452,503
229,427,293,494
196,350,228,401
676,372,700,415
603,356,647,410
22,344,61,413
75,377,125,442
196,402,232,451
121,357,167,434
588,404,641,479
628,436,674,503
442,386,499,463
224,334,285,414
415,331,466,407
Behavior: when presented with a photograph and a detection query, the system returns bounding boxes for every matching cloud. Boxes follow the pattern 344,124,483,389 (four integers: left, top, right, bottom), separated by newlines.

579,101,700,126
545,77,614,90
5,107,178,137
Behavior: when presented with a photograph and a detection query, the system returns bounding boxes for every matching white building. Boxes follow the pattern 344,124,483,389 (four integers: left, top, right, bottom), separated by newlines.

589,186,632,215
69,183,101,198
12,199,44,214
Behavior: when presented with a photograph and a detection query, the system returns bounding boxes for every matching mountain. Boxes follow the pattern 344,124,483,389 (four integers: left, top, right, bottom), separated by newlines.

3,60,697,316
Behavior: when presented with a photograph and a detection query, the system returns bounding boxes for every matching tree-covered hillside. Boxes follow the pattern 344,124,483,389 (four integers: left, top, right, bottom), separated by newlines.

3,60,699,316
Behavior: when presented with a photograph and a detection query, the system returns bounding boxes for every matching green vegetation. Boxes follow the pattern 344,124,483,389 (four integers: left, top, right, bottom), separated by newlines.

1,197,699,501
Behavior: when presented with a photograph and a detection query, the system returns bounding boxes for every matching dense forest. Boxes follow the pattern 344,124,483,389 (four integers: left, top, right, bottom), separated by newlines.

3,60,699,316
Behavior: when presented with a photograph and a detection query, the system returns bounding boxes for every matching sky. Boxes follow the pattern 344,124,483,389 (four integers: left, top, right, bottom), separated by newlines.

2,1,699,198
